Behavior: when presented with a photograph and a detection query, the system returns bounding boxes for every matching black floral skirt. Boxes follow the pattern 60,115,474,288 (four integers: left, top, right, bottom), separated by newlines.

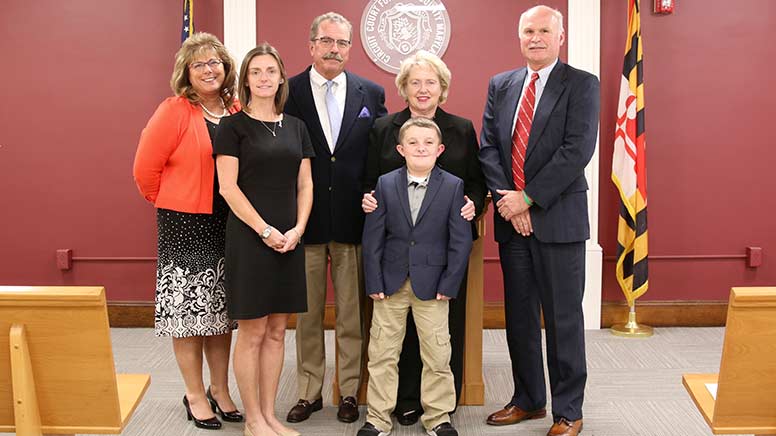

155,202,236,337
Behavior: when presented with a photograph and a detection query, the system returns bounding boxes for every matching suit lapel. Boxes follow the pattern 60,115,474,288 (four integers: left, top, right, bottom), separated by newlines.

292,68,329,154
526,62,566,160
394,168,413,227
414,166,442,225
334,72,365,152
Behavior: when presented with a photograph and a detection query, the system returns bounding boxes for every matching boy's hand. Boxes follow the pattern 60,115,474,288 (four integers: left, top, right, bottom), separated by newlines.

370,292,386,300
436,293,451,301
362,191,378,213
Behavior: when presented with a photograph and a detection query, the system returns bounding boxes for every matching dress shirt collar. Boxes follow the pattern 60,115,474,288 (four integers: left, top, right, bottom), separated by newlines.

407,171,430,187
310,65,346,90
527,58,558,88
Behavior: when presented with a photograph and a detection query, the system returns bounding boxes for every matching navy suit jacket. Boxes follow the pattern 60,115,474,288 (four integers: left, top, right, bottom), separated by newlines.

479,61,600,244
285,66,387,244
362,166,473,301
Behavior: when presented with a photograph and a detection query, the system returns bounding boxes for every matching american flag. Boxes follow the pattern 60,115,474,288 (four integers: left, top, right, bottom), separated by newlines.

612,0,648,306
181,0,194,43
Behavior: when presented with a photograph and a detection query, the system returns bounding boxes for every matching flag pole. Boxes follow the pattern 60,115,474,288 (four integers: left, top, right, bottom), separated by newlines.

611,303,653,337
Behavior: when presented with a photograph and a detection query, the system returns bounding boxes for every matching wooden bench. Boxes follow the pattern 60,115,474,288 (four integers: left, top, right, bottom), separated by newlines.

0,286,150,435
683,287,776,436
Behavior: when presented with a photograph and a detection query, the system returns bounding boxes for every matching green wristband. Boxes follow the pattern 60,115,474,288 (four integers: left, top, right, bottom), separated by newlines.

523,191,534,206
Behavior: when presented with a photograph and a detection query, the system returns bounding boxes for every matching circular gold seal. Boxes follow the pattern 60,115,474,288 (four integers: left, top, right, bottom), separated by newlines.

360,0,452,74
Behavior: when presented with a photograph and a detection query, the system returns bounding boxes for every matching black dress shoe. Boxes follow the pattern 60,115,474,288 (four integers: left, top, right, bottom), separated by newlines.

428,422,458,436
357,422,390,436
183,395,222,430
286,398,322,423
393,408,421,426
207,386,244,422
337,396,359,423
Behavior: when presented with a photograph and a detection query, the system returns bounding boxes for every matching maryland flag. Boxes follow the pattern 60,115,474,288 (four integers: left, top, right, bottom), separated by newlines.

612,0,648,306
181,0,194,43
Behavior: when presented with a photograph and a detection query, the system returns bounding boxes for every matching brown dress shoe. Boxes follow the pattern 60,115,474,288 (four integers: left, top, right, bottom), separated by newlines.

337,396,359,423
486,404,547,426
286,398,322,423
547,417,583,436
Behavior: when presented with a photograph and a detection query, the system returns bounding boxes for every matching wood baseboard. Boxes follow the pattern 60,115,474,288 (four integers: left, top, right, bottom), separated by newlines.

108,300,728,329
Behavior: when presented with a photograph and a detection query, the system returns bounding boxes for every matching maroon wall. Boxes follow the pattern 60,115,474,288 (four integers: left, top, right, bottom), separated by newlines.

1,1,773,304
257,0,566,302
599,1,776,301
0,1,223,301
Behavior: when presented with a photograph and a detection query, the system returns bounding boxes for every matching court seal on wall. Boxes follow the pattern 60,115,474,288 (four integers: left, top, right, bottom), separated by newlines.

360,0,452,74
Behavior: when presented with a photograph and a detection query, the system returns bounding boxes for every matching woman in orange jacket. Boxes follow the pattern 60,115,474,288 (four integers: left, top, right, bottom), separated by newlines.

133,32,242,430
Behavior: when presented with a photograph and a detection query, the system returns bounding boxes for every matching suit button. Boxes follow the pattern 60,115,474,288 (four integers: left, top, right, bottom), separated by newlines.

410,240,415,246
328,186,332,191
331,156,336,162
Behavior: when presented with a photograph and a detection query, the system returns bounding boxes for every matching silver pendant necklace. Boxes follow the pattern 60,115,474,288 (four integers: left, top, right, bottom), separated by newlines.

200,102,228,119
259,120,277,137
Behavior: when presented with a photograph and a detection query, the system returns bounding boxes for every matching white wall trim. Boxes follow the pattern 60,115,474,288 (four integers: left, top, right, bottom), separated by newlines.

223,0,257,75
568,0,603,329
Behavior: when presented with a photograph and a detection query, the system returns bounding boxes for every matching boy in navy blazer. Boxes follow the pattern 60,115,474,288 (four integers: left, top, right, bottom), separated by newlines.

358,118,472,436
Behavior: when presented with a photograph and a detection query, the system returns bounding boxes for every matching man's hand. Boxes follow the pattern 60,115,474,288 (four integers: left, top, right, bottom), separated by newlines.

436,293,451,301
369,292,386,300
510,210,533,237
496,189,530,220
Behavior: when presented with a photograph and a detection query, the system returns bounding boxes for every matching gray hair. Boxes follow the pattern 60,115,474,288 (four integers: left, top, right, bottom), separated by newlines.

518,5,565,34
309,12,353,41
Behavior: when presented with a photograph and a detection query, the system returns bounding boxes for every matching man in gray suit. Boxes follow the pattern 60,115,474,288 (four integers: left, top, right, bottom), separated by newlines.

478,5,600,436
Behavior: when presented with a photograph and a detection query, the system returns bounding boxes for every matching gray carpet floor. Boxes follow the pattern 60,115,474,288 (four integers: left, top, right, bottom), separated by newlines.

4,328,742,436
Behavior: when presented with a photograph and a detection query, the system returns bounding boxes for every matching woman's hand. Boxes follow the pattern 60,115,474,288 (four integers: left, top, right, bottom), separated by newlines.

261,227,288,252
362,191,378,213
460,195,475,221
277,227,302,253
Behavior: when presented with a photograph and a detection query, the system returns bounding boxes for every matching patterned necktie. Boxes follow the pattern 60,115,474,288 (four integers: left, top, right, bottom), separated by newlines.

511,72,540,190
325,80,342,150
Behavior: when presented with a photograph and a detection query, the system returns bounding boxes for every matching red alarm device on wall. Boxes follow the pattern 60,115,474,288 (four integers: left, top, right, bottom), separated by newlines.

654,0,674,14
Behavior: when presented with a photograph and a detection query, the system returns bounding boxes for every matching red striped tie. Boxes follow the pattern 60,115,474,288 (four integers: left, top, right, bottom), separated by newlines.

512,72,540,190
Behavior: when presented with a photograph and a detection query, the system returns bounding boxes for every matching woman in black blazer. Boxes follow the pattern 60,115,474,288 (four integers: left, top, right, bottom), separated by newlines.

362,50,487,424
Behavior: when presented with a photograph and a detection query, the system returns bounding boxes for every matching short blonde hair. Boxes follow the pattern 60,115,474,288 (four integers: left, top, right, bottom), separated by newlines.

170,32,237,107
399,117,442,143
395,50,451,105
237,43,289,115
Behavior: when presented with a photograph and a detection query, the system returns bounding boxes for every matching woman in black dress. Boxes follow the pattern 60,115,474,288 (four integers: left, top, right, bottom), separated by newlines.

362,50,487,424
133,32,242,430
215,44,313,436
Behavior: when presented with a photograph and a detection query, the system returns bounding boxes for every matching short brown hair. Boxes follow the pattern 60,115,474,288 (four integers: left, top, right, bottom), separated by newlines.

237,43,289,115
399,117,442,143
170,32,237,108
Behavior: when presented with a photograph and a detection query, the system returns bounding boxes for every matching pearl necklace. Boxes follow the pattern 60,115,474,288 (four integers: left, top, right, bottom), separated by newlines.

200,102,228,119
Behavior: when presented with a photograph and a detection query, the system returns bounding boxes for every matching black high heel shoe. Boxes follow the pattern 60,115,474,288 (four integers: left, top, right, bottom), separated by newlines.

183,395,222,430
207,387,244,422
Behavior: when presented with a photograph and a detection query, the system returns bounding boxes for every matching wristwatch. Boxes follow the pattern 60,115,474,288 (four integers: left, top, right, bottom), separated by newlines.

260,225,273,239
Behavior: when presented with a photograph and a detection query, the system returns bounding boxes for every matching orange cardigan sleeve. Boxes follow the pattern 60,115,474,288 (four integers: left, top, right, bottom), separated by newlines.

133,98,188,203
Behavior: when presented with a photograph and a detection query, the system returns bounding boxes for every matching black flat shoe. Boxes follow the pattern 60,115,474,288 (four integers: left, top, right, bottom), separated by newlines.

207,387,244,422
183,395,222,430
